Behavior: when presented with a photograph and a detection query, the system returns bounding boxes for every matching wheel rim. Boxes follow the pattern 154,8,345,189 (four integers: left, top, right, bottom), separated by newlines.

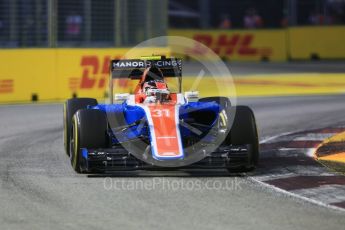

70,126,77,168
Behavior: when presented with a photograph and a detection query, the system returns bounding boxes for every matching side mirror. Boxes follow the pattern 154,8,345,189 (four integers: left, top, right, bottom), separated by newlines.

114,93,130,104
184,91,199,103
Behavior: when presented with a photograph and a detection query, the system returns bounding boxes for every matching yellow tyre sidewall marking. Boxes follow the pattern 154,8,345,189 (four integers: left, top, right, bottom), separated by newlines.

73,115,79,169
63,103,67,150
219,110,227,128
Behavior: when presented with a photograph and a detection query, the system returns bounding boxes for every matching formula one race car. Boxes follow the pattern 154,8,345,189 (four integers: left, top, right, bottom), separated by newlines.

63,56,259,173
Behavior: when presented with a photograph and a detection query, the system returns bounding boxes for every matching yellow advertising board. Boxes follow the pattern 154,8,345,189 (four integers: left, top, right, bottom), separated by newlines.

288,26,345,59
0,49,56,103
0,47,170,103
168,29,287,61
1,26,345,104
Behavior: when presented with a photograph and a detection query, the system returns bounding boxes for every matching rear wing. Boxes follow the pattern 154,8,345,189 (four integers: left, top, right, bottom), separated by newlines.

109,57,182,103
110,58,182,79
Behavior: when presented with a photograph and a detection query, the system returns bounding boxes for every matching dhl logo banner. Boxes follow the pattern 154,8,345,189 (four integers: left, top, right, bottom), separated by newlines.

168,29,287,61
189,34,272,57
57,48,170,99
69,55,119,91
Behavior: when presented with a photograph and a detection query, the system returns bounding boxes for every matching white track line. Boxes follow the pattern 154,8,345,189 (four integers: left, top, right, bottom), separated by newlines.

259,131,295,144
248,177,345,212
293,185,345,204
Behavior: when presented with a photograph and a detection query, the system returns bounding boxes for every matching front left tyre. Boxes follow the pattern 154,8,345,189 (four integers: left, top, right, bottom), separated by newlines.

199,97,259,172
70,109,108,173
226,106,259,172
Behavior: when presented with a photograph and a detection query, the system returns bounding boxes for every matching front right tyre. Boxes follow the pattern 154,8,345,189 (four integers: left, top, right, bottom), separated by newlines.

70,109,108,173
63,98,98,156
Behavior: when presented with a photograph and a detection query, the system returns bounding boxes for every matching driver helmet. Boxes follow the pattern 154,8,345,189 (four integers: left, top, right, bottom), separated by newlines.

143,80,170,103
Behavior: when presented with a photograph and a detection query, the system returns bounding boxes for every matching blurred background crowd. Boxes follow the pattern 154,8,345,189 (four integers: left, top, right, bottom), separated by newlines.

0,0,344,47
171,0,345,28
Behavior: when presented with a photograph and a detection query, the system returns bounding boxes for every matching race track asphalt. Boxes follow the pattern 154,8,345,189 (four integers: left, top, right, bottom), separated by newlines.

1,62,345,230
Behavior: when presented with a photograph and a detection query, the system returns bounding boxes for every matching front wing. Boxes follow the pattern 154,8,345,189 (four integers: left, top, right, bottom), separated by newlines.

79,144,251,172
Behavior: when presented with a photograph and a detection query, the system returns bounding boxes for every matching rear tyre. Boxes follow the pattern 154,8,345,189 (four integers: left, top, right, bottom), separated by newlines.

226,106,259,172
63,98,97,156
70,109,108,173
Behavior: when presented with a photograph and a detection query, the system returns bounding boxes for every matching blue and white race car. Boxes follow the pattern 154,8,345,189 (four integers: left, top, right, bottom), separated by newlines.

63,56,259,173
